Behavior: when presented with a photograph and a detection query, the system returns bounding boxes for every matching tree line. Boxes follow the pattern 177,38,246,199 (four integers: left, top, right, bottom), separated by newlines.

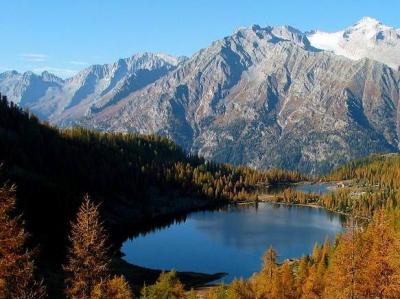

0,94,303,297
0,94,302,256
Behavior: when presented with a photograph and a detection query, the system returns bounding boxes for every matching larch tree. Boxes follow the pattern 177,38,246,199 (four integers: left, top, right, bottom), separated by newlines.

324,217,366,299
63,195,111,299
295,256,309,298
0,184,46,299
301,265,321,299
140,270,185,299
279,261,296,299
320,239,331,267
226,279,254,299
362,210,400,298
91,275,134,299
251,246,278,299
262,246,278,279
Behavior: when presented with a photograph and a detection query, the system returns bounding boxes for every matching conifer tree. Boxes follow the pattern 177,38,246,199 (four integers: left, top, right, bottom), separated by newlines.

140,270,185,299
262,246,278,279
226,279,254,299
270,269,284,299
251,246,278,299
295,256,309,298
301,265,320,299
64,195,111,299
91,275,134,299
0,184,46,299
279,262,296,299
324,218,366,299
362,210,400,298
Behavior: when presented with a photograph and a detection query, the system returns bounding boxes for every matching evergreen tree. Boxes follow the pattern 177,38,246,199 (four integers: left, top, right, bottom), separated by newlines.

279,262,296,299
295,256,309,298
226,279,254,299
262,246,278,279
251,246,278,299
324,218,366,299
91,275,134,299
140,270,185,299
362,210,400,298
64,195,111,299
0,184,46,299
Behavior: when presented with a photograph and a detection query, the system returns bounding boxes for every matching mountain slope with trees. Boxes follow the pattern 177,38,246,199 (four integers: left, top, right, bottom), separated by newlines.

0,94,302,296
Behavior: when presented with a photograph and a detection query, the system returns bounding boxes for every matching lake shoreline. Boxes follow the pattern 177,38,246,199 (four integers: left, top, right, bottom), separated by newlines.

236,179,370,220
117,181,356,292
121,192,344,285
113,257,227,296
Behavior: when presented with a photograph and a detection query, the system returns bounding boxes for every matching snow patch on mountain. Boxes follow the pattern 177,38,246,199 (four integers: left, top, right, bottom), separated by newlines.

308,17,400,70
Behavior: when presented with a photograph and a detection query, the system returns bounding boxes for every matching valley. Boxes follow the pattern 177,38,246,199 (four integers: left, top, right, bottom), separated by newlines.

1,7,400,298
2,94,400,297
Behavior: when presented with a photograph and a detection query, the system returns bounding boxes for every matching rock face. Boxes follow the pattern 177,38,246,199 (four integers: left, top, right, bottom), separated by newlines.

1,19,400,174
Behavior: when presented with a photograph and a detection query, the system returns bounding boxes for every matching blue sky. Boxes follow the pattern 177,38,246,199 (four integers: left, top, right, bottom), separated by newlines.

2,0,399,78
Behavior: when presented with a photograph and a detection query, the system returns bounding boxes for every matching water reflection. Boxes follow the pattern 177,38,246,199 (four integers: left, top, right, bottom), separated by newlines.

122,203,345,282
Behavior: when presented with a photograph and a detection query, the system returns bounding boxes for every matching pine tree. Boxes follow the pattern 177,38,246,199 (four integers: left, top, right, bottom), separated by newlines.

64,195,111,299
0,184,46,299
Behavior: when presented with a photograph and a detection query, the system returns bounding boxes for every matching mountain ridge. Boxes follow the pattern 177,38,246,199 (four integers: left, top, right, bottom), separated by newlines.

1,18,399,174
308,16,400,71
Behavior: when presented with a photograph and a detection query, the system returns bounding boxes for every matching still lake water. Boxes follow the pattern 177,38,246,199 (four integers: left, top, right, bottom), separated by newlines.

294,182,334,194
122,201,345,282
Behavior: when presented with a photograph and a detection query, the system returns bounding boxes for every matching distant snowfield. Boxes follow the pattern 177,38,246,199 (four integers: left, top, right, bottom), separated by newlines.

308,17,400,70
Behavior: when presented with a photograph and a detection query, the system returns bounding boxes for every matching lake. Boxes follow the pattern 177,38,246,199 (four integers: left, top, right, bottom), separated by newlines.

122,202,345,282
267,182,335,195
294,182,334,194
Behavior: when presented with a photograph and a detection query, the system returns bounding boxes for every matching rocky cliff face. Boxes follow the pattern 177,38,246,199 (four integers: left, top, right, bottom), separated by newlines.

1,19,399,174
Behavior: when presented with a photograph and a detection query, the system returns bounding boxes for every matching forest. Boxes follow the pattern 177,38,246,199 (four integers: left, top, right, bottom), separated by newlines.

2,93,400,298
0,94,302,298
208,153,400,299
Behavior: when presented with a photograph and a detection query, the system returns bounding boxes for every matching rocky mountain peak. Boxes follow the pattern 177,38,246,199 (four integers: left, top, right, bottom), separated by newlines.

355,16,382,28
308,17,400,70
1,19,399,174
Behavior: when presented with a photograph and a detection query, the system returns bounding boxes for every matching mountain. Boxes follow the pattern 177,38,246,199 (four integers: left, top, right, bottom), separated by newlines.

0,70,64,118
1,18,400,174
308,17,400,71
79,23,400,174
0,53,184,121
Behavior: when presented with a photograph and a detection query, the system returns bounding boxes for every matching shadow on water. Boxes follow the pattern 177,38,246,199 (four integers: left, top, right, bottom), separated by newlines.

112,203,229,249
121,201,346,282
117,182,337,248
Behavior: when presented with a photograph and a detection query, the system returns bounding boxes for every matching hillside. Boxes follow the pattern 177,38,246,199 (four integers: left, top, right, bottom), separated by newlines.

0,94,301,257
